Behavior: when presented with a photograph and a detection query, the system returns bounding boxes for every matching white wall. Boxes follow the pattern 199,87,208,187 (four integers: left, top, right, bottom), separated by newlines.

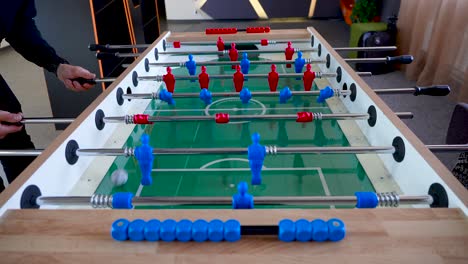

164,0,212,20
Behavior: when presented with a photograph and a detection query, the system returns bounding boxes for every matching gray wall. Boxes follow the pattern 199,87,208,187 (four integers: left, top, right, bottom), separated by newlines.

35,0,100,126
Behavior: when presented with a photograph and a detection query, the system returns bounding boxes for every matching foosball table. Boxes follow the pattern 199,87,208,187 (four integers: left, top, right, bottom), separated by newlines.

0,27,467,263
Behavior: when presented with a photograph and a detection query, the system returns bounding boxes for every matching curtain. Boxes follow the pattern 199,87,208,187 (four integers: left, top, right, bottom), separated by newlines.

397,0,468,102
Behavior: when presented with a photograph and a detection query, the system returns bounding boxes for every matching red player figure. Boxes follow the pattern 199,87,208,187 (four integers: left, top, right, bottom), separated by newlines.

302,64,316,91
216,36,225,51
198,66,210,89
284,41,294,68
163,66,176,93
268,64,279,92
229,43,238,69
233,65,244,92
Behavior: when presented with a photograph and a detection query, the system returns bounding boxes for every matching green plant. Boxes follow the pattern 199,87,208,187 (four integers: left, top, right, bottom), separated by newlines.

351,0,378,23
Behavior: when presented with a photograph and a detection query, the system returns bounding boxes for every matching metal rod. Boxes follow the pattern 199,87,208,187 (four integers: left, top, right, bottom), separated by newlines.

0,150,43,156
93,77,117,83
20,118,75,124
427,144,468,153
147,59,326,68
4,144,466,157
344,57,389,63
137,72,334,82
333,46,397,52
13,111,413,127
395,112,414,119
113,48,318,58
140,113,370,122
74,146,396,157
92,42,396,51
373,88,417,94
35,193,432,207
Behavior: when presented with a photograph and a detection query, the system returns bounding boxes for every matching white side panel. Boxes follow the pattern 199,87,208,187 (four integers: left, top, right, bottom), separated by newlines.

307,29,467,215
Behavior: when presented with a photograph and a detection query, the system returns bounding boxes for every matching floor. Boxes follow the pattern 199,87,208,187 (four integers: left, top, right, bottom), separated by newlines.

0,18,459,188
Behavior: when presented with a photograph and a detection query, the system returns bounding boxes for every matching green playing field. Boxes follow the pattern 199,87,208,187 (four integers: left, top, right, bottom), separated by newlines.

94,55,375,209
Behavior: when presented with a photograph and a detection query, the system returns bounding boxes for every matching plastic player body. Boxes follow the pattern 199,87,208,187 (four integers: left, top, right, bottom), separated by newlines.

159,89,175,105
229,43,238,68
240,53,250,75
233,65,244,92
232,182,254,209
198,66,210,89
284,41,294,68
294,51,305,76
248,133,266,185
216,36,225,51
317,86,334,103
279,87,292,103
199,88,212,104
239,87,252,104
303,64,315,91
163,67,175,93
186,54,197,76
134,134,154,186
268,64,279,91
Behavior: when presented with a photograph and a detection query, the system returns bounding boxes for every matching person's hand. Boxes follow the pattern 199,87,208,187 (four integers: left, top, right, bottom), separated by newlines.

0,111,23,139
57,64,96,92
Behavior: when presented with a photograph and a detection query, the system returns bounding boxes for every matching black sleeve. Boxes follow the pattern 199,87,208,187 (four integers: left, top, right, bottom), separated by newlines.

5,0,67,73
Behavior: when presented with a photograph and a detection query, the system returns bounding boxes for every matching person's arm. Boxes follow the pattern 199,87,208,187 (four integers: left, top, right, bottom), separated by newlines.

5,0,95,91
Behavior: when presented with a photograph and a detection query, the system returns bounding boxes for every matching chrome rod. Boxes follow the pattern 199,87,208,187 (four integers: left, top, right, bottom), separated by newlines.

137,72,334,81
35,193,433,207
427,144,468,153
344,57,389,63
334,46,397,52
20,118,75,124
4,144,464,157
374,88,417,94
75,146,396,156
91,42,395,51
0,150,43,156
395,112,414,119
139,113,370,122
113,48,318,58
147,59,326,67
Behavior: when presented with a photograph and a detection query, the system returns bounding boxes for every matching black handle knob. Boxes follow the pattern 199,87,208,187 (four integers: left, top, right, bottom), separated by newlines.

414,85,451,96
96,52,117,60
71,78,97,85
88,44,109,51
386,55,414,64
0,121,22,126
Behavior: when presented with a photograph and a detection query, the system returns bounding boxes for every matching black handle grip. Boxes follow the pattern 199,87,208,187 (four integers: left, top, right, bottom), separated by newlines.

71,78,97,85
96,52,117,60
88,44,109,51
414,85,451,96
0,121,22,126
386,55,414,64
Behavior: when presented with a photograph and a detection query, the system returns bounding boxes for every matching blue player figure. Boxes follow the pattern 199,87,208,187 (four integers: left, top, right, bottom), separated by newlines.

294,51,305,78
240,52,250,75
239,87,252,104
232,181,254,209
134,134,154,186
248,133,266,185
185,54,197,78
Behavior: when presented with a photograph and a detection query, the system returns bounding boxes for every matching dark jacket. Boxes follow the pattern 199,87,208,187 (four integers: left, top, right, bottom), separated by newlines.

0,0,65,111
0,0,66,72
